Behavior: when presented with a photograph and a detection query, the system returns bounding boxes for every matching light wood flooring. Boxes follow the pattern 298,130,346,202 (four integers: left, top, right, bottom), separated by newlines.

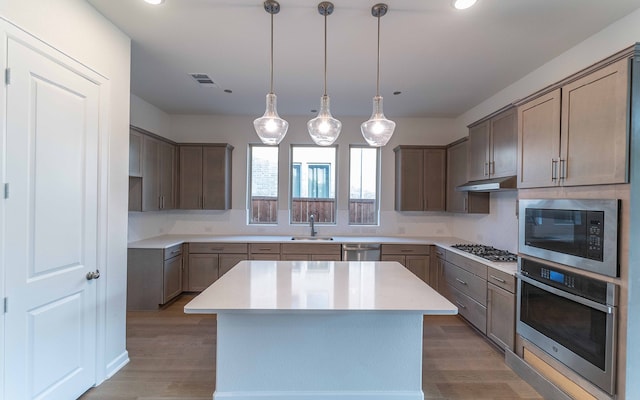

80,294,542,400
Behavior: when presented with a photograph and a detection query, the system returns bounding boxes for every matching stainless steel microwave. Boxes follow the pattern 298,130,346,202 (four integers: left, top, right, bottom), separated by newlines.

518,199,619,277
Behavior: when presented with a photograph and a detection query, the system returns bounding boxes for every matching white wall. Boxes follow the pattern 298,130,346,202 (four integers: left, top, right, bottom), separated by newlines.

0,0,131,384
128,112,460,241
130,93,172,139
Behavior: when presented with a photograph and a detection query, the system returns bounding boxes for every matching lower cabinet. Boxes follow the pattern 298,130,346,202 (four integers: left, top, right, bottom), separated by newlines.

442,259,487,334
249,243,281,260
127,244,183,310
430,246,446,291
186,243,248,291
486,268,516,351
280,243,341,261
381,244,430,283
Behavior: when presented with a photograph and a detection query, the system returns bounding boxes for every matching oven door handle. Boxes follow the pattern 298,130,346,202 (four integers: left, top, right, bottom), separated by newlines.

517,273,614,314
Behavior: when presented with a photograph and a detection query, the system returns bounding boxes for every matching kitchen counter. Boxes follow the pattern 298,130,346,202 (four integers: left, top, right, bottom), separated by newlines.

185,260,457,400
128,234,518,275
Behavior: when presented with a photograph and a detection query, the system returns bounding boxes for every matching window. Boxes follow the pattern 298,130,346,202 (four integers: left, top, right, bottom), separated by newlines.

290,146,336,224
349,146,379,225
249,145,278,224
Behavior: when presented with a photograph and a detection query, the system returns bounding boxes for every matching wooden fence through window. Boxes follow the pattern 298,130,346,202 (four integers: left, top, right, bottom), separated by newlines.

251,197,376,225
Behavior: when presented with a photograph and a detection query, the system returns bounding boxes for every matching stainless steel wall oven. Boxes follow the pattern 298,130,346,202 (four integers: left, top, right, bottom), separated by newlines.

517,257,618,395
518,199,619,277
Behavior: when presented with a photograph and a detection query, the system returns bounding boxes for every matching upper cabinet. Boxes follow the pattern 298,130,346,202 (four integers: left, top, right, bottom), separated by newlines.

467,107,517,181
128,127,176,211
178,144,233,210
518,54,630,188
394,146,446,212
446,139,489,214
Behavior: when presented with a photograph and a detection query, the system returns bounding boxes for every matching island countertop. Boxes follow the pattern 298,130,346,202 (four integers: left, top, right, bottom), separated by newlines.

184,260,458,314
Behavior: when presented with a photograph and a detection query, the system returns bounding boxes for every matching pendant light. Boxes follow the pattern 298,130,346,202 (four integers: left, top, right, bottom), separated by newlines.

361,3,396,147
254,0,289,145
307,1,342,146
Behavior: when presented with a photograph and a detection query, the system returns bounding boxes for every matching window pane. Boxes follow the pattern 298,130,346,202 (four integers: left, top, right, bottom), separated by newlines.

349,147,379,225
291,146,336,224
249,145,278,224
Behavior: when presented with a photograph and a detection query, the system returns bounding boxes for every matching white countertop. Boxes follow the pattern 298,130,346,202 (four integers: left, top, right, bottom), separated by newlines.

127,234,518,275
184,260,459,315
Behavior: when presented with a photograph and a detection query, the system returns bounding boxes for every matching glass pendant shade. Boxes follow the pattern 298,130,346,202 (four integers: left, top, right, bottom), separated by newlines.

361,95,396,147
254,93,289,145
308,94,342,146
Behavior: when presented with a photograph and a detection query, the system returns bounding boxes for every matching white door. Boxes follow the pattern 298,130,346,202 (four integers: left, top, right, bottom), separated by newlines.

3,36,101,399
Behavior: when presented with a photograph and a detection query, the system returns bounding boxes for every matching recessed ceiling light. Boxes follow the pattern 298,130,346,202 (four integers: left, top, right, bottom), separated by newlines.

224,89,233,94
452,0,477,10
393,91,402,95
144,0,165,5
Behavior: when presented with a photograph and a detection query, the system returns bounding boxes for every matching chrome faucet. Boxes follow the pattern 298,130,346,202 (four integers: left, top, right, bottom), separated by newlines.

309,213,317,237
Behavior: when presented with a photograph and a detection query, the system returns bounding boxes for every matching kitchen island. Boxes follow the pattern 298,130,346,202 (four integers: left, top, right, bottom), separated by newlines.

185,260,457,400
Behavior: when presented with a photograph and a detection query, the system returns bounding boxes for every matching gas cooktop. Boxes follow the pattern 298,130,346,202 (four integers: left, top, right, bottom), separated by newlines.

450,244,518,263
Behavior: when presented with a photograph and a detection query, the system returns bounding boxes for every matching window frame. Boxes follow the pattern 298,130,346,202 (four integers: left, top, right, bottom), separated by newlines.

348,145,381,226
247,144,279,225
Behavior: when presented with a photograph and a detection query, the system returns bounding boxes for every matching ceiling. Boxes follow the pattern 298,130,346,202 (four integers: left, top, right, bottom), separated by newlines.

88,0,640,118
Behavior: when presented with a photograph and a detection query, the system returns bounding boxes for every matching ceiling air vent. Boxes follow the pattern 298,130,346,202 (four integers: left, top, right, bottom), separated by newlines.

189,73,218,88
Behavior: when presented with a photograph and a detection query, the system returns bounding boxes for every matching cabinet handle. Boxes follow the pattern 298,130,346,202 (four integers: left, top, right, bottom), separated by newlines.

551,159,558,181
490,161,495,175
170,249,180,254
456,301,467,309
202,195,206,208
258,248,272,251
559,159,566,181
463,197,468,212
483,162,488,176
455,278,467,285
210,248,224,252
401,249,414,253
490,275,506,283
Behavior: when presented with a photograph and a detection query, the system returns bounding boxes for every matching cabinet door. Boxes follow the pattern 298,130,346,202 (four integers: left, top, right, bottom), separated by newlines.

561,57,629,186
163,255,183,303
158,141,176,210
219,254,247,278
446,140,489,214
405,255,429,282
281,254,311,261
517,89,561,188
203,146,232,210
142,135,161,211
487,282,515,351
467,121,490,181
381,254,405,265
394,148,424,211
311,254,342,261
129,129,143,177
489,108,517,178
423,149,446,211
188,254,218,291
179,146,203,209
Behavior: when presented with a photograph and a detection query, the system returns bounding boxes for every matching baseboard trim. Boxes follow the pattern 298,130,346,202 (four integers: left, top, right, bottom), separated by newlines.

213,390,423,399
105,350,129,379
505,349,572,400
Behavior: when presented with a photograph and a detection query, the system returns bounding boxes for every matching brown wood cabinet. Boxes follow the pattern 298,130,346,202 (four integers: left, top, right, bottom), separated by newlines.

178,144,233,210
127,244,183,310
381,244,430,282
487,269,516,351
249,243,281,260
186,243,247,291
517,55,629,188
393,146,446,212
280,243,341,261
446,139,489,214
129,128,143,177
467,107,517,181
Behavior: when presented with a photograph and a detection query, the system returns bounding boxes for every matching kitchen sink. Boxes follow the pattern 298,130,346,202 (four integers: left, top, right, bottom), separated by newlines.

290,236,334,241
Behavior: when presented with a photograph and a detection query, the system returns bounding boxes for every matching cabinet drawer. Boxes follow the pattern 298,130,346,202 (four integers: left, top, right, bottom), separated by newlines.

381,244,430,255
249,243,281,254
189,242,248,254
444,283,487,334
433,246,445,259
444,261,486,306
446,250,487,279
164,244,183,260
281,243,341,255
487,267,516,293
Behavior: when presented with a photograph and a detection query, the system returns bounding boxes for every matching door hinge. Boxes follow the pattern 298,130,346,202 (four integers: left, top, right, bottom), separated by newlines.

3,183,8,199
5,68,10,85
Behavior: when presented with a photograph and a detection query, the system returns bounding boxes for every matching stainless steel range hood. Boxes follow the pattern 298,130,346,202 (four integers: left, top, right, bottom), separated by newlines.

456,175,517,192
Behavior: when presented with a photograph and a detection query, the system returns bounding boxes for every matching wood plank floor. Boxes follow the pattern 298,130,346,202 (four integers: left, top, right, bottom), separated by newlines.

80,294,542,400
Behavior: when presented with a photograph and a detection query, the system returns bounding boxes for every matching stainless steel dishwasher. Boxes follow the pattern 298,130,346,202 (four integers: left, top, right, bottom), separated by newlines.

342,243,381,261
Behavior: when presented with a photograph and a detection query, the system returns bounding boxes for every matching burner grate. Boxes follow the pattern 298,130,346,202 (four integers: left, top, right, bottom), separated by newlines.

451,244,517,263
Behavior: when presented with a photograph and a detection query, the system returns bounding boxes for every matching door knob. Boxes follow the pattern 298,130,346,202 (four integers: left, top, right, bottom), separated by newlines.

86,269,100,280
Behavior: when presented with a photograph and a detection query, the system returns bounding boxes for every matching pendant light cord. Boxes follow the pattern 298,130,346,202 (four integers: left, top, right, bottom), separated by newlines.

323,11,328,96
270,12,274,94
376,13,381,97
